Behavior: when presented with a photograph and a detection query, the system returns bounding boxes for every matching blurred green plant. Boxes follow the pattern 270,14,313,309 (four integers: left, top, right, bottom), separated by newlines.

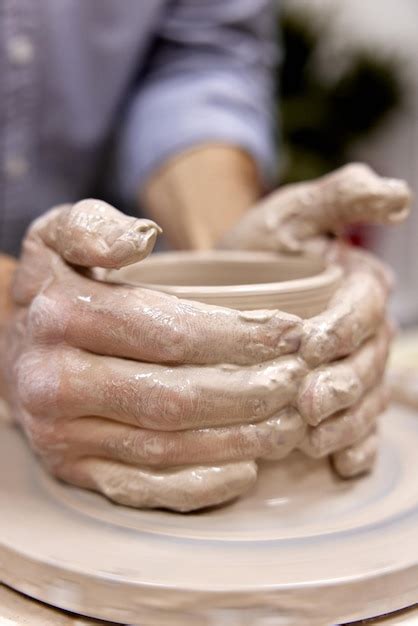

278,11,403,183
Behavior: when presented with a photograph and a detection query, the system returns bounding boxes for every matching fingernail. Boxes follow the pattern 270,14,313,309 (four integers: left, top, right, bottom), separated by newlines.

135,219,163,235
105,223,161,267
385,179,412,222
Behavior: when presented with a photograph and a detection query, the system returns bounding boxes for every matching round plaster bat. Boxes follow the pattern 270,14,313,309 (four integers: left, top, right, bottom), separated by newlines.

1,405,418,624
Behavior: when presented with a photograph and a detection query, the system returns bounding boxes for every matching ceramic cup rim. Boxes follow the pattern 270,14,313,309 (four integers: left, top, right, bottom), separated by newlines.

108,250,342,300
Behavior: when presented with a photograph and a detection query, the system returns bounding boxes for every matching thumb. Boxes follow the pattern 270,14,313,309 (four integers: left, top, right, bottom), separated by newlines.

13,200,161,305
219,163,411,254
33,199,161,269
316,163,411,228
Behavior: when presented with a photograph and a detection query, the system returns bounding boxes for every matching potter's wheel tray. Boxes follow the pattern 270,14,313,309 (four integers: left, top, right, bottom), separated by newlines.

2,405,418,625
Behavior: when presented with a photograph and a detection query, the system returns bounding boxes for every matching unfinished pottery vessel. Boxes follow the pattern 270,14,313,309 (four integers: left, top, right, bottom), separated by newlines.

106,249,342,317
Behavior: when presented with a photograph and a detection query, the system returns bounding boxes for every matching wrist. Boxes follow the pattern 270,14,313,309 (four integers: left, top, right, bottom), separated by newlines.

0,255,17,402
140,144,262,250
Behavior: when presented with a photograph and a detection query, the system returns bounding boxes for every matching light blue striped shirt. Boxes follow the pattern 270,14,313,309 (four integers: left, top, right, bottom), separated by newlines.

0,0,277,255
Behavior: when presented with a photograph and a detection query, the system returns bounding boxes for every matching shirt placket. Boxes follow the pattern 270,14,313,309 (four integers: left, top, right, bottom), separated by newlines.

0,0,39,252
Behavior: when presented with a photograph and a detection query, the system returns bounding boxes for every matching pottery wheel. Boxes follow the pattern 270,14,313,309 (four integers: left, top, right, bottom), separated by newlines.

2,405,418,626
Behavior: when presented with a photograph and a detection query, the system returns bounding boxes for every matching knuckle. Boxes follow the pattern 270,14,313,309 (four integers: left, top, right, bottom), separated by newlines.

342,162,373,181
17,351,59,414
28,289,70,342
127,301,191,363
17,348,76,416
154,322,189,363
103,430,172,466
145,382,198,429
164,385,198,424
23,414,59,457
137,432,170,466
301,322,338,367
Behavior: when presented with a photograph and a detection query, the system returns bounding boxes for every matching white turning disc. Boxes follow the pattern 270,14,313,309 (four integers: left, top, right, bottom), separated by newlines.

1,405,418,625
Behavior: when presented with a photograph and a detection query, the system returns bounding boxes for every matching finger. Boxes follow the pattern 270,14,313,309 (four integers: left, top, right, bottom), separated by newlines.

219,164,411,253
13,200,161,304
331,430,378,478
335,244,393,290
304,239,394,293
297,322,392,425
58,409,306,467
33,200,161,268
53,457,257,512
299,384,388,459
300,270,387,367
28,274,303,365
22,347,307,429
315,163,411,228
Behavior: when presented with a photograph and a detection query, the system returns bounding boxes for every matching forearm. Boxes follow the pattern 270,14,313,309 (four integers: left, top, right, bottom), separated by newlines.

0,254,16,325
141,144,262,249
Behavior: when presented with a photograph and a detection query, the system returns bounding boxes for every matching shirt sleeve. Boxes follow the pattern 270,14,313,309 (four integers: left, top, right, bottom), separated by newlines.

115,0,279,203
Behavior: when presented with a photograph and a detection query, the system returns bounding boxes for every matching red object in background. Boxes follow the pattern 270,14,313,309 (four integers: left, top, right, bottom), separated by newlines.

347,225,371,248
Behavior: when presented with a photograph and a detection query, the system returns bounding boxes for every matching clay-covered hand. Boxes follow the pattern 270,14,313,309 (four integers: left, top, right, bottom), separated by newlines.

221,164,411,477
220,163,410,253
1,200,319,512
296,322,392,474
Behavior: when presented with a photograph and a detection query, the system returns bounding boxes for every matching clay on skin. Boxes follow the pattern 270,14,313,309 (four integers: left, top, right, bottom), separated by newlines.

1,164,410,512
219,163,410,253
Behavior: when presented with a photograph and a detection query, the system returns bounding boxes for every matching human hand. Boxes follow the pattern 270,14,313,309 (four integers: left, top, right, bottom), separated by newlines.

220,163,410,253
221,164,411,477
1,200,319,512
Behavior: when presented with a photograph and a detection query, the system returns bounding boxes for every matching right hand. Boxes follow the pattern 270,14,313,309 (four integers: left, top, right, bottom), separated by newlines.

1,199,313,512
221,164,411,478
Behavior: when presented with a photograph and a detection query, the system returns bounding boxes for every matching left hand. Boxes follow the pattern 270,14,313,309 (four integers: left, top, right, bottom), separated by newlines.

221,163,412,477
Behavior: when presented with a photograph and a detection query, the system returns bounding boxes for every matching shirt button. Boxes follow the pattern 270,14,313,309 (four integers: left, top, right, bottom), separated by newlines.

3,155,29,179
6,35,34,65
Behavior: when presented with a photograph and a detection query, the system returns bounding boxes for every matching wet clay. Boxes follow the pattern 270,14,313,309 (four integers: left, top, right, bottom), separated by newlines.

2,164,408,514
99,250,390,508
219,163,410,253
1,580,418,626
0,583,112,626
5,238,390,513
0,168,411,622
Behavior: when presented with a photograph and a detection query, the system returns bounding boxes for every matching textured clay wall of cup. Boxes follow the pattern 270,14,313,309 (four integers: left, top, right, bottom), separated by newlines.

106,250,342,318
